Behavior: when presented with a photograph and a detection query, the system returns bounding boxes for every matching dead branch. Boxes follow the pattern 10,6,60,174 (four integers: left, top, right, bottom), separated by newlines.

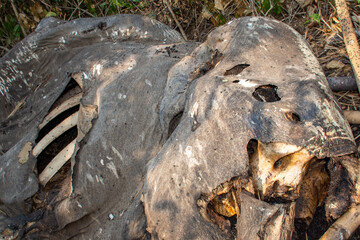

335,0,360,94
0,46,9,52
163,0,188,41
10,0,27,37
343,110,360,124
320,204,360,240
327,76,358,92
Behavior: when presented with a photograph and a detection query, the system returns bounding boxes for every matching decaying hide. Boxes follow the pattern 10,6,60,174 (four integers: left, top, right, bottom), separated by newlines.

0,15,359,239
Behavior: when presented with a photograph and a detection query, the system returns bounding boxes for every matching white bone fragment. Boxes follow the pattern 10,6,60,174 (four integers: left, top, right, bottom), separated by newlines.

38,139,76,186
71,72,83,89
320,204,360,240
250,141,313,198
33,112,78,157
38,93,81,130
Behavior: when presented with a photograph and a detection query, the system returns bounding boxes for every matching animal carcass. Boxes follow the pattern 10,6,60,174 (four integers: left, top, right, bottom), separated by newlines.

0,15,358,239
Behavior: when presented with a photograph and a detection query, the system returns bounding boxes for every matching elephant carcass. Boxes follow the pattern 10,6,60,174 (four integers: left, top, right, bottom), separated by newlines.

142,17,357,239
0,14,197,238
0,15,357,239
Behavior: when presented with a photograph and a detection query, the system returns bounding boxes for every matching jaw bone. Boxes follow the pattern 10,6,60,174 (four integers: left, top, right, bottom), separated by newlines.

250,141,315,200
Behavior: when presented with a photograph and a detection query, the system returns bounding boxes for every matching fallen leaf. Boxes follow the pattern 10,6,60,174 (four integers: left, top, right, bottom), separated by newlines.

30,3,46,22
325,60,346,69
201,8,213,20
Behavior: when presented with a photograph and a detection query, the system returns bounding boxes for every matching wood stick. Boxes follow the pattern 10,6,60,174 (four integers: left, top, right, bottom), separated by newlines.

163,0,187,41
335,0,360,94
10,0,27,37
320,204,360,240
343,110,360,124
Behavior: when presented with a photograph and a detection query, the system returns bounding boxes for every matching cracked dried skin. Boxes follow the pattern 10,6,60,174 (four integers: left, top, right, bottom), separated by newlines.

250,141,315,200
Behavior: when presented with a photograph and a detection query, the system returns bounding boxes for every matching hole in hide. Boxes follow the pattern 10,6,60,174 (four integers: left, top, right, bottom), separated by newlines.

168,111,184,139
197,176,252,239
252,84,281,102
273,155,291,170
232,80,240,83
201,188,238,239
35,77,81,180
207,201,237,237
247,139,258,161
285,112,301,123
189,49,223,81
224,64,250,76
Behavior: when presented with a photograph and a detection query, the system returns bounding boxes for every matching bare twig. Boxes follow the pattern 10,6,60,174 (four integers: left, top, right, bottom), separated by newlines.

343,110,360,124
10,0,27,37
0,46,9,52
163,0,187,41
250,0,259,16
320,204,360,240
130,0,145,15
39,0,51,11
335,0,360,94
68,0,84,20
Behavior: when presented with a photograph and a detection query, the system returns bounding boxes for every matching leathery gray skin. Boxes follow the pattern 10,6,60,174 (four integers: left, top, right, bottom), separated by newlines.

0,15,356,239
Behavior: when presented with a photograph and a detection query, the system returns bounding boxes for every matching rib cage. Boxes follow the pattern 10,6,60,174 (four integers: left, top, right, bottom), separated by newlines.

33,78,81,186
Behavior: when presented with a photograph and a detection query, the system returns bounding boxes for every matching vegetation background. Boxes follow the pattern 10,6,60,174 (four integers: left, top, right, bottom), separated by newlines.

0,0,359,70
1,0,359,73
0,0,360,119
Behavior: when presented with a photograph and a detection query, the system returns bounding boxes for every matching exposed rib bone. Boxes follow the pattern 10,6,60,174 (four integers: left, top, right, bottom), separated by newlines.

320,204,360,240
39,139,76,186
38,93,81,130
33,112,78,157
71,72,83,89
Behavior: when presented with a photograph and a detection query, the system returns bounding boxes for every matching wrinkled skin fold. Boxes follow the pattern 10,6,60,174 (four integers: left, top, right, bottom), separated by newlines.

0,15,358,239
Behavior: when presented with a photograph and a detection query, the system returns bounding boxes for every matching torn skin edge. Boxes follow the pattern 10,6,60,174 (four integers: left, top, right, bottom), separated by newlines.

68,103,99,194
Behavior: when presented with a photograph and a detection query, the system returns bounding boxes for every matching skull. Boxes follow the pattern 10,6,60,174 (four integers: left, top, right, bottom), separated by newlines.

0,15,357,239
